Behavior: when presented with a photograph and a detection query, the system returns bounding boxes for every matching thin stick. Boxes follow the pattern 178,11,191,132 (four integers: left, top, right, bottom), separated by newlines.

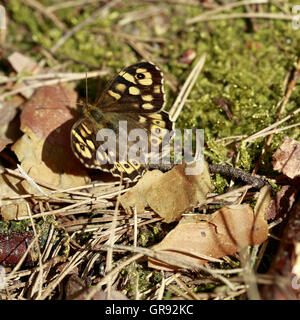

0,70,109,101
186,0,270,24
17,165,49,197
0,71,109,85
118,6,163,26
25,203,44,300
208,163,269,189
186,12,294,25
46,0,105,12
169,53,206,122
105,176,123,300
245,122,300,142
243,107,300,142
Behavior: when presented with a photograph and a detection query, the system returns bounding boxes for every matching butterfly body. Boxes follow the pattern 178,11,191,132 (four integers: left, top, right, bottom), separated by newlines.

71,62,174,181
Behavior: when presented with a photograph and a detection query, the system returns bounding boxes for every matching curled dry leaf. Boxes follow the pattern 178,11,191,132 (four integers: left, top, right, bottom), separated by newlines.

0,231,35,267
120,161,214,223
10,85,89,195
0,172,28,211
1,201,29,221
272,137,300,179
261,198,300,300
148,186,270,271
265,185,298,220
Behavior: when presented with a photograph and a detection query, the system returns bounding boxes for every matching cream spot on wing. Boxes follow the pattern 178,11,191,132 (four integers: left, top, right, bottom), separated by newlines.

119,161,135,174
154,85,161,94
122,72,136,84
138,77,153,86
129,86,141,95
136,68,147,73
72,129,85,144
86,139,95,149
129,159,141,169
75,143,92,159
79,128,88,138
81,123,92,135
142,95,153,102
149,113,163,120
142,103,154,110
115,83,127,93
139,116,147,123
115,163,125,172
108,90,121,100
94,159,100,165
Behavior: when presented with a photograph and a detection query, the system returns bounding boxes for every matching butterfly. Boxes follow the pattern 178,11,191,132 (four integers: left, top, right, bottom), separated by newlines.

71,62,174,181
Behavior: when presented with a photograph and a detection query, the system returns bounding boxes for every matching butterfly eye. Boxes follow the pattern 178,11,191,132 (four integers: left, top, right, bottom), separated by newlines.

136,73,145,79
80,144,86,151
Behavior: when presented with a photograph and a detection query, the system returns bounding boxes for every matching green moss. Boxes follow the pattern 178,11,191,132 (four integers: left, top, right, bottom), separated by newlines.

212,173,229,194
0,220,31,234
237,141,251,171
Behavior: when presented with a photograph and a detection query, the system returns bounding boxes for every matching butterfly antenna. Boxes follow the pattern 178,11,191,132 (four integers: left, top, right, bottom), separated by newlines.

85,70,88,105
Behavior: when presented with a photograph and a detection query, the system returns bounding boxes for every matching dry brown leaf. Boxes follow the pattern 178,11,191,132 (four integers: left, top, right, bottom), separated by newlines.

0,173,26,206
272,137,300,179
261,198,300,299
1,201,29,221
265,185,298,220
8,52,38,74
148,186,270,271
11,85,89,193
120,161,213,223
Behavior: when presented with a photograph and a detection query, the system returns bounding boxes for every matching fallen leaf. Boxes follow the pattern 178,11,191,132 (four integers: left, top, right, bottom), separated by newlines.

265,185,298,220
1,201,29,221
11,85,89,194
120,161,213,223
148,186,270,271
260,198,300,300
8,52,38,74
272,137,300,179
0,173,26,207
0,231,35,267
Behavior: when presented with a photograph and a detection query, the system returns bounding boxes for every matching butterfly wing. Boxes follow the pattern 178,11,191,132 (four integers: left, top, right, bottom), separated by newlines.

71,61,174,181
71,117,114,172
71,111,173,181
95,62,165,114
